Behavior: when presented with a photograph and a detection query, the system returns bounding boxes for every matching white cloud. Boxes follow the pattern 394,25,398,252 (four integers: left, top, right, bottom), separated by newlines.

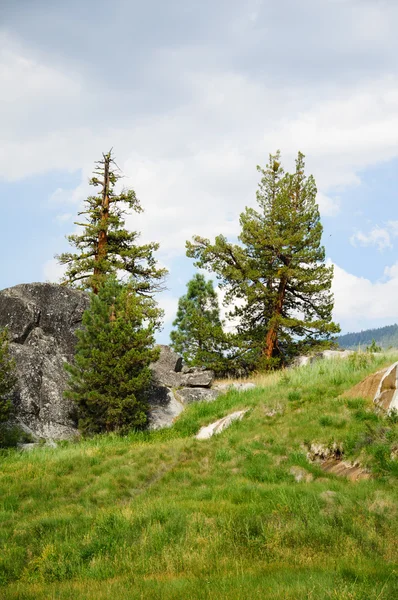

332,260,398,330
42,259,66,283
158,293,179,327
317,192,340,217
350,226,392,251
387,220,398,236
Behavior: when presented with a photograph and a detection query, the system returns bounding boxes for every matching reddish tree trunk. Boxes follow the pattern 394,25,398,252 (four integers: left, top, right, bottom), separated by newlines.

263,274,288,359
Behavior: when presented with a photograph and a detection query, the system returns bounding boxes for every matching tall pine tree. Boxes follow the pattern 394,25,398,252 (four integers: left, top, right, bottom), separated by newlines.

170,274,229,375
57,150,166,295
187,151,340,368
65,277,159,435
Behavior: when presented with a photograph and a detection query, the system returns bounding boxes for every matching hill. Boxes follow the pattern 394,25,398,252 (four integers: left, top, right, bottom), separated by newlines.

338,323,398,350
1,354,398,599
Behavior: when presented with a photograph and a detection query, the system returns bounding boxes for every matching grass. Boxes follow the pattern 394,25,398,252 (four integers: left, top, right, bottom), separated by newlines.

1,353,398,599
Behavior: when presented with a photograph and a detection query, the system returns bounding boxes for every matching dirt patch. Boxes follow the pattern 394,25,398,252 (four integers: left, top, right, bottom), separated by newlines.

342,368,388,401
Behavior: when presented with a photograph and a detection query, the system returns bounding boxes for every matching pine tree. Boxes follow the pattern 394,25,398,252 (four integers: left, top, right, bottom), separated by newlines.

65,277,159,435
56,150,166,295
0,328,16,424
187,151,340,368
170,273,229,375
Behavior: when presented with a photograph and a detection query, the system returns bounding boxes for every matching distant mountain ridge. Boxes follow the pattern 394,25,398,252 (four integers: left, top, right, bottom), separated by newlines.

338,324,398,350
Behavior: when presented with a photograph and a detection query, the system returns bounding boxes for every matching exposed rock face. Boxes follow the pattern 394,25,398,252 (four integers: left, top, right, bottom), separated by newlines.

148,345,219,428
181,370,214,388
373,362,398,412
147,386,184,430
150,345,183,387
176,388,220,404
150,346,214,388
0,283,89,440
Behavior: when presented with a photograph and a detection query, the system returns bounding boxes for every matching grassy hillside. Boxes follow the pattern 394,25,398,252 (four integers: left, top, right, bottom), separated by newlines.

338,324,398,350
1,354,398,599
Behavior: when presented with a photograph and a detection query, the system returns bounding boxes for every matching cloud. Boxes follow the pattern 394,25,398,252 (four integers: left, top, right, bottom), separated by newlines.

332,260,398,331
349,220,398,251
42,259,66,283
317,193,340,217
350,226,392,251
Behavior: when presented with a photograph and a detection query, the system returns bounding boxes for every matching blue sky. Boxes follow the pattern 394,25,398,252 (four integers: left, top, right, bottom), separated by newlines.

1,0,398,343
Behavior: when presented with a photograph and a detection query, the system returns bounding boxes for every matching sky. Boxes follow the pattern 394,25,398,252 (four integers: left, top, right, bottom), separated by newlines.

1,0,398,343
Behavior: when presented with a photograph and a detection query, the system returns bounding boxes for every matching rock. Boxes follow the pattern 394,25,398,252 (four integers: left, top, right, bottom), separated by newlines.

149,345,185,388
306,442,343,462
306,441,369,481
292,355,318,368
176,387,221,404
195,409,249,440
181,365,199,374
292,350,353,368
150,348,215,389
0,283,88,440
342,368,388,402
374,361,398,412
321,350,353,360
214,382,256,393
148,386,184,429
290,466,314,483
321,459,370,481
181,370,214,388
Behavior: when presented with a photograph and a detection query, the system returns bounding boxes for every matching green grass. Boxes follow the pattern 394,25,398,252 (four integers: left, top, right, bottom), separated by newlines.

1,353,398,599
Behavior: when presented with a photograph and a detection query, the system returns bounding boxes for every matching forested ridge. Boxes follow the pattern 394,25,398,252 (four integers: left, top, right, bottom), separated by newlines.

338,324,398,349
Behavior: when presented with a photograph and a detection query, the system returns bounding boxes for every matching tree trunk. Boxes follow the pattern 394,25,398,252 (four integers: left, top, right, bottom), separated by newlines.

263,274,288,359
93,153,111,293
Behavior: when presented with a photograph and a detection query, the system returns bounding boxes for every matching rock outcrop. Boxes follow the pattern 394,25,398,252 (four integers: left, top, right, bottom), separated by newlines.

0,284,254,438
373,362,398,412
341,361,398,413
0,283,89,440
148,345,219,428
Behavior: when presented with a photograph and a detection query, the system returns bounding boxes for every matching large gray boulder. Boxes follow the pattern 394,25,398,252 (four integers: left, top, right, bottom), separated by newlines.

181,370,214,388
147,345,218,428
0,283,89,440
149,345,214,389
148,386,184,430
176,387,220,404
150,345,183,388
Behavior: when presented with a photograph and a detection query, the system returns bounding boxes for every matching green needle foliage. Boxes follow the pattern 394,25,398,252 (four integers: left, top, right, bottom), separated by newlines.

56,150,167,295
65,277,159,435
0,328,16,424
170,273,230,375
187,151,340,369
